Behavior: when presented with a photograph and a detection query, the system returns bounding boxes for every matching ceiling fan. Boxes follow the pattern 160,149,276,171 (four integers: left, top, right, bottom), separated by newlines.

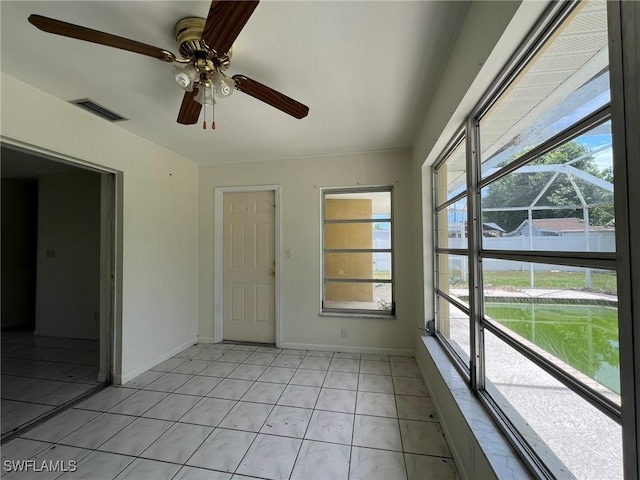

28,1,309,129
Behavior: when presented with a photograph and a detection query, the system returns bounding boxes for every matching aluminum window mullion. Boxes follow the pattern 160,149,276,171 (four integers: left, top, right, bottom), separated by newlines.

324,248,392,253
436,290,471,317
323,308,392,316
433,165,441,327
437,247,470,256
325,278,392,284
480,249,617,270
435,191,467,212
325,186,392,195
390,186,396,313
324,219,391,224
467,116,485,393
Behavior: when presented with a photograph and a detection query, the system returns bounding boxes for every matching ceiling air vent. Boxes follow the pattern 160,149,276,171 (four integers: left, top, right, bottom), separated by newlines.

69,99,128,122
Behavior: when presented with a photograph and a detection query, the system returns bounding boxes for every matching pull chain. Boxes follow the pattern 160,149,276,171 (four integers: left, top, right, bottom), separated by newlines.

212,101,216,129
203,102,207,129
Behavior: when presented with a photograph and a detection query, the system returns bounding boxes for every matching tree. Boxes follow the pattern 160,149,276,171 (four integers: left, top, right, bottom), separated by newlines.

482,141,614,232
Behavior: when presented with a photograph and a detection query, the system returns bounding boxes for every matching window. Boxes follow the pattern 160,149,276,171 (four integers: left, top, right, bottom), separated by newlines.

322,187,394,315
432,1,624,478
434,136,470,368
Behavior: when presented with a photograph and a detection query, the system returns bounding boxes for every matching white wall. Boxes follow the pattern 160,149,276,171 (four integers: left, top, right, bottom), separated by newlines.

198,151,414,353
1,73,199,382
35,171,101,339
1,179,38,330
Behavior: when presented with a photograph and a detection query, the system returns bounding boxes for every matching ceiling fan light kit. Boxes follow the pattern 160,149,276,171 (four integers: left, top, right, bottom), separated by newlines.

27,1,309,131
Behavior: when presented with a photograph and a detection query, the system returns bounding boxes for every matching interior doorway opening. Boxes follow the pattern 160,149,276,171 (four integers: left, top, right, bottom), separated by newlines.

1,142,117,442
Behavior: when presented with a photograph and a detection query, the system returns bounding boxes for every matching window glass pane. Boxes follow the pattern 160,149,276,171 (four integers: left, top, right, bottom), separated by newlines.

436,198,468,249
437,253,468,303
324,282,392,312
481,121,615,252
436,139,466,205
325,191,391,220
483,259,619,399
479,0,609,178
437,295,470,367
485,330,622,480
325,252,391,280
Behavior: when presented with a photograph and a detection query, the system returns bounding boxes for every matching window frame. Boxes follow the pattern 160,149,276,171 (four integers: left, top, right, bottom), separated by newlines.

321,185,395,317
431,0,631,478
433,131,471,377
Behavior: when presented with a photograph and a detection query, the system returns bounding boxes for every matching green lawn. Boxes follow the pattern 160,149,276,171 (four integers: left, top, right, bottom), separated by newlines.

449,270,617,295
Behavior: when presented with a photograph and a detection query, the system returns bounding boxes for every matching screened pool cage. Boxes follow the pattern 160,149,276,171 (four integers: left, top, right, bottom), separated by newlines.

445,139,615,289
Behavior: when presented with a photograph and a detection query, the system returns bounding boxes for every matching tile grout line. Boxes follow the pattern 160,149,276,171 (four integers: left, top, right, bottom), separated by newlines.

347,357,362,480
287,350,335,480
392,362,410,480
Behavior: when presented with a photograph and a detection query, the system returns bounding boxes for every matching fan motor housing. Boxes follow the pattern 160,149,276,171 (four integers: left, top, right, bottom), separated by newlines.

175,17,206,58
175,16,231,71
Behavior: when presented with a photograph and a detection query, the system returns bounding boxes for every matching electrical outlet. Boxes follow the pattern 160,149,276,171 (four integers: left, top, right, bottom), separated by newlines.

341,328,348,338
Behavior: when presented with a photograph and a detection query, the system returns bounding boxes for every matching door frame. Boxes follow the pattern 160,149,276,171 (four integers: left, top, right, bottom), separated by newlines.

0,136,122,384
214,185,282,346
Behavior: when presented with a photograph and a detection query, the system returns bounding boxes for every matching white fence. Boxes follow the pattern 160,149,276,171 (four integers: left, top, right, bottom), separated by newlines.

447,232,615,272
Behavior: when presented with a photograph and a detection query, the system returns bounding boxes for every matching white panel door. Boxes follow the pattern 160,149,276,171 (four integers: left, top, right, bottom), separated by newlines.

223,191,275,343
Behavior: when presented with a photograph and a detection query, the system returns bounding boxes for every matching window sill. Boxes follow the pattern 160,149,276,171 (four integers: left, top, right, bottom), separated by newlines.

416,335,533,479
320,311,396,320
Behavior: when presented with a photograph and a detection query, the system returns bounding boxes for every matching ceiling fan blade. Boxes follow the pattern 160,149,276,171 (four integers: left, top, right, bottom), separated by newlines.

201,1,259,55
233,75,309,119
177,89,202,125
28,14,175,61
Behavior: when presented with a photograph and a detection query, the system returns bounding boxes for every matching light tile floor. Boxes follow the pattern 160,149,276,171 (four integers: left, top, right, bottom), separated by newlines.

1,332,100,437
1,343,459,480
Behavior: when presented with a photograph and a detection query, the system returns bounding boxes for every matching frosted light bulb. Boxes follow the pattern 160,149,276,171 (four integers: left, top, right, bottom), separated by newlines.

212,72,234,98
175,72,191,88
174,64,198,90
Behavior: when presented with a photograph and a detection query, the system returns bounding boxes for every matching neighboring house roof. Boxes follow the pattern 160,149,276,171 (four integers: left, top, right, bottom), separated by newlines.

483,222,506,233
508,217,614,235
446,222,506,232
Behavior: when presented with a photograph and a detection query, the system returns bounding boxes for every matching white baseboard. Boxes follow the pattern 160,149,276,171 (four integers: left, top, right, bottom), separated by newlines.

279,342,414,357
197,336,215,344
115,337,197,385
34,328,99,341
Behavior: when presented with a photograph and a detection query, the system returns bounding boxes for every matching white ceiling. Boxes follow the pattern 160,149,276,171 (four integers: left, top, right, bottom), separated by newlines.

0,1,467,165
